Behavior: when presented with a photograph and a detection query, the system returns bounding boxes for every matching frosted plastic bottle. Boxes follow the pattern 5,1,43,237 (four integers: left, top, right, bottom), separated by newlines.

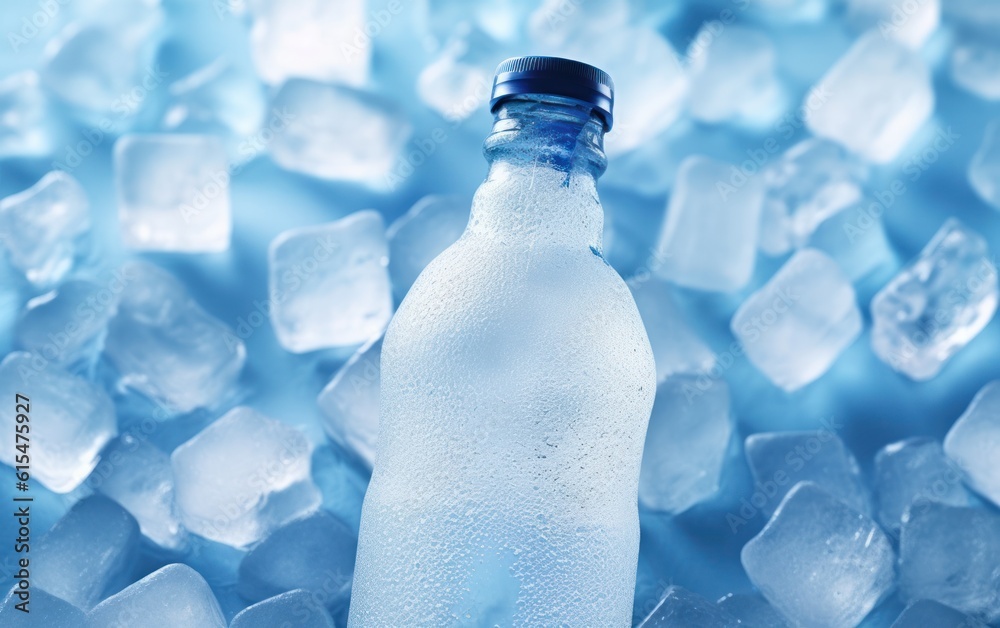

349,57,656,626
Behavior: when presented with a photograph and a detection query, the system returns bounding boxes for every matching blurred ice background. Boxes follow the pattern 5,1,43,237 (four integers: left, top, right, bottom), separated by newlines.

0,0,999,626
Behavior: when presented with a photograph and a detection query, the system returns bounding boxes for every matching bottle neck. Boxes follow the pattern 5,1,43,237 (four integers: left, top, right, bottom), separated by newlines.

469,96,608,249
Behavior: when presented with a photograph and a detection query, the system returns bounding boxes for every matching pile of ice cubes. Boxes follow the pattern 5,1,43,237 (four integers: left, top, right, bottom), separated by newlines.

0,0,998,626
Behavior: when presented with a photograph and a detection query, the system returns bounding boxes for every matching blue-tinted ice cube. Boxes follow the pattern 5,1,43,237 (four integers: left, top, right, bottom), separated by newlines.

103,260,246,414
0,171,89,286
950,38,1000,101
90,434,187,550
0,585,89,627
269,211,392,352
806,31,933,163
637,585,740,627
716,593,789,627
807,200,896,282
416,25,505,123
628,276,716,381
944,381,1000,508
247,0,369,86
267,80,411,187
387,195,469,303
114,134,231,252
686,23,783,126
969,120,1000,210
88,564,225,628
655,156,765,292
639,376,732,514
0,71,58,158
162,58,267,140
875,437,973,534
230,589,335,628
237,511,356,611
890,600,986,628
742,482,895,628
898,503,1000,622
15,280,118,369
35,496,139,610
870,219,998,381
745,430,869,516
311,445,369,532
760,138,867,256
171,406,320,548
847,0,940,49
732,249,863,391
317,336,382,467
0,352,116,493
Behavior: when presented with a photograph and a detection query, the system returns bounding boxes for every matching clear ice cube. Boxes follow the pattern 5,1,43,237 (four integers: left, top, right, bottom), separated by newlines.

807,201,896,281
890,600,986,628
628,276,716,381
88,564,226,628
951,38,1000,101
269,210,392,352
969,119,1000,210
171,406,320,548
875,437,973,534
0,71,58,158
317,336,382,467
639,376,732,514
732,249,863,391
0,171,89,286
35,496,139,610
806,31,934,163
15,280,118,369
741,482,895,627
898,503,1000,622
655,155,765,292
103,260,246,414
114,134,231,252
387,195,469,303
745,430,870,516
847,0,941,49
416,25,505,123
0,352,116,493
870,219,998,381
716,593,789,627
267,80,411,187
637,585,740,627
0,586,88,627
944,381,1000,508
230,589,335,628
162,58,267,139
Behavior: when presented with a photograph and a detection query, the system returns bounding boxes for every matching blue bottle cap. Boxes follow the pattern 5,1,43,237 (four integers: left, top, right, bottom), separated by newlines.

490,56,615,131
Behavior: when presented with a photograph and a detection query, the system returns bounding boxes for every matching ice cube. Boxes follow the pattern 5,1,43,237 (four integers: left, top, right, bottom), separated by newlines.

311,445,368,532
267,80,411,186
951,38,1000,101
732,249,863,391
0,171,89,286
870,219,998,381
686,23,784,126
0,586,88,627
35,496,139,610
807,201,896,281
875,437,973,534
806,31,934,163
969,120,1000,210
103,260,246,414
716,593,789,627
230,589,335,628
846,0,940,49
637,586,740,627
898,503,1000,622
628,276,716,381
741,482,895,627
237,511,356,611
317,336,382,467
744,430,870,516
944,381,1000,508
15,280,118,369
114,134,231,252
0,71,58,158
162,58,267,139
388,195,469,303
88,564,226,628
759,138,867,256
247,0,369,86
89,434,187,550
0,352,116,493
890,600,987,628
639,376,732,514
171,406,320,548
655,156,765,292
416,25,505,123
269,211,392,352
430,0,539,44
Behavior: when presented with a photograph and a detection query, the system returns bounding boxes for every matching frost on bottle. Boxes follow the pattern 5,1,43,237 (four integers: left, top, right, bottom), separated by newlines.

349,57,656,626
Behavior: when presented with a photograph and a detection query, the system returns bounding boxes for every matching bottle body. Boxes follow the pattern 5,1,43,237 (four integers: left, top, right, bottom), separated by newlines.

349,99,656,626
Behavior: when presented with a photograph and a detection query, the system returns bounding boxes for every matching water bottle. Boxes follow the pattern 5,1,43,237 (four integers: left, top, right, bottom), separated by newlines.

349,57,656,626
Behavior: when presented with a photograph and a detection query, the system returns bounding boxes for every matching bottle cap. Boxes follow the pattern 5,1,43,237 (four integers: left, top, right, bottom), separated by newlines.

490,56,615,131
